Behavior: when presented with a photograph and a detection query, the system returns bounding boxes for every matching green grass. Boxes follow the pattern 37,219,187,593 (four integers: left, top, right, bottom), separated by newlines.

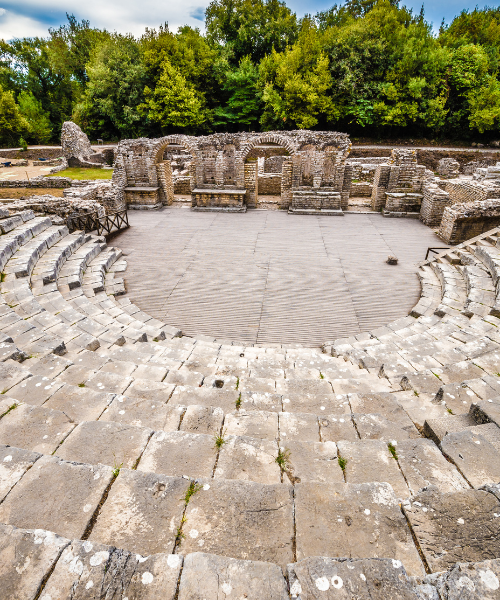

213,428,227,451
184,481,203,504
47,167,113,180
0,402,17,419
338,456,347,471
388,443,398,460
235,392,242,410
275,448,291,474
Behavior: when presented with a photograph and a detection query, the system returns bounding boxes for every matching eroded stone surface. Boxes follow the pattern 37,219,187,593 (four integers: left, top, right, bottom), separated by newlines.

215,435,280,484
44,385,114,422
224,410,278,440
396,439,469,495
178,552,289,600
138,430,216,478
42,539,182,600
180,405,224,435
0,455,113,539
0,403,75,454
56,420,153,469
283,440,343,484
337,440,409,498
279,411,320,442
0,444,41,501
101,394,184,430
89,468,189,555
423,559,500,600
0,523,69,600
288,556,421,599
294,481,424,576
403,487,500,572
181,478,294,568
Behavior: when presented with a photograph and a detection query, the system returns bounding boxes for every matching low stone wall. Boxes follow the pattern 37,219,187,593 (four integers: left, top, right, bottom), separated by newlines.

291,188,341,211
439,199,500,244
0,195,104,220
192,189,246,209
350,182,372,197
385,192,423,213
174,177,192,195
445,179,488,204
0,178,72,189
258,174,281,195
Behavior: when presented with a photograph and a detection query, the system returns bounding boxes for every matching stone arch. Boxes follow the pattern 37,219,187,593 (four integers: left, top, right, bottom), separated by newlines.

151,135,199,165
239,133,297,164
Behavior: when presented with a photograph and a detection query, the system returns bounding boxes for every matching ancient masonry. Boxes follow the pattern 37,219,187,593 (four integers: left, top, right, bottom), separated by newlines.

1,123,500,596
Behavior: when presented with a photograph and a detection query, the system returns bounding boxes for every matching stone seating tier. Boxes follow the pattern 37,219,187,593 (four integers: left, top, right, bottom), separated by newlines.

0,210,499,597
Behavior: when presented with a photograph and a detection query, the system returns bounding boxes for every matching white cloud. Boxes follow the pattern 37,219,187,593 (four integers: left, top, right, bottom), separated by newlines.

0,9,52,40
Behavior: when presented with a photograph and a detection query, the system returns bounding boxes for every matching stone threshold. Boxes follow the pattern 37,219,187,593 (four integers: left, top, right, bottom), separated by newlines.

288,208,344,216
191,206,247,213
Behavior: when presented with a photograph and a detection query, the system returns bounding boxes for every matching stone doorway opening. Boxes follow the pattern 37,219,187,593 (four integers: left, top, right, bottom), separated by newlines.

245,143,290,209
162,143,193,205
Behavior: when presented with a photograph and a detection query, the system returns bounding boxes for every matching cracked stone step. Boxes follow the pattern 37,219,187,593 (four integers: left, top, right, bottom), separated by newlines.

470,398,500,428
0,523,69,600
0,455,113,539
44,384,115,423
281,440,344,484
181,478,294,569
294,481,424,577
396,439,469,495
403,486,500,573
88,468,189,555
0,444,41,502
42,538,182,600
424,414,477,444
214,435,280,484
7,374,65,405
337,439,409,498
440,428,500,487
55,420,153,470
353,413,420,441
0,402,75,454
178,552,289,600
101,394,185,430
288,556,421,599
138,430,216,478
224,410,279,440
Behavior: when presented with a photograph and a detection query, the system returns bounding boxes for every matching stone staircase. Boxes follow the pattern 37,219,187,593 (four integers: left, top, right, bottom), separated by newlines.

0,211,499,599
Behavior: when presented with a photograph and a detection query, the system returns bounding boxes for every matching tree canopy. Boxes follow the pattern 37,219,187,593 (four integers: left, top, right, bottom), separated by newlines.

0,3,499,145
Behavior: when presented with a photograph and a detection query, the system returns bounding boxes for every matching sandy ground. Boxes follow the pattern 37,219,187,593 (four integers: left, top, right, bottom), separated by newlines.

0,163,58,182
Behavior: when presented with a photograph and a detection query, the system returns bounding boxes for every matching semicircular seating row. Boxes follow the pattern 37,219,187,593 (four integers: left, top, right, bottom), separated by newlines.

0,211,499,599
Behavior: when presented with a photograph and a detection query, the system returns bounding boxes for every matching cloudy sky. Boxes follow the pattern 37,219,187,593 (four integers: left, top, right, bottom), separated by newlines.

0,0,492,41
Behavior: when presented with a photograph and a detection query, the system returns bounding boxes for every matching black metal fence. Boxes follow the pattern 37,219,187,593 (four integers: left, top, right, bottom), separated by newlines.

425,247,450,261
67,209,129,237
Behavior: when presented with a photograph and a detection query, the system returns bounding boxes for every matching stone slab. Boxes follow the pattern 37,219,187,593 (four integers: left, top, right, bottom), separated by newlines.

353,413,420,441
294,481,424,577
170,386,239,412
0,524,69,600
441,429,500,487
279,411,320,442
403,487,500,572
56,421,153,470
224,410,278,440
349,392,420,430
7,375,64,406
178,552,289,600
0,455,114,539
0,360,32,392
240,390,284,412
125,378,176,402
45,385,114,422
138,430,216,478
0,403,75,454
319,414,358,442
85,371,133,394
182,478,294,569
180,404,224,435
0,444,41,502
396,439,469,495
337,440,409,499
89,468,189,555
43,539,182,600
101,394,184,430
288,556,421,599
283,440,344,484
422,559,500,600
215,435,280,484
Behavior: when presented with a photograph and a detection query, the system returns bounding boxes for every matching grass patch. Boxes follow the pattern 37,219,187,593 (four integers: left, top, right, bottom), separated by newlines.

275,447,291,474
78,383,85,388
213,428,227,451
47,167,113,180
319,372,324,379
235,377,239,390
0,188,65,200
388,442,398,460
174,515,187,547
447,407,454,414
235,392,242,410
338,456,347,471
184,481,203,504
112,456,123,478
0,273,6,282
0,402,17,419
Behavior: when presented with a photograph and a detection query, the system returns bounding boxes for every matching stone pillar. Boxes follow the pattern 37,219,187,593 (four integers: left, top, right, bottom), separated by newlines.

244,160,258,208
215,151,225,186
280,158,293,209
156,161,174,205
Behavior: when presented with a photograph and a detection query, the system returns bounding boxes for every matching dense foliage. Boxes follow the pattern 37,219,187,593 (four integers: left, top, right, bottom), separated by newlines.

1,1,499,144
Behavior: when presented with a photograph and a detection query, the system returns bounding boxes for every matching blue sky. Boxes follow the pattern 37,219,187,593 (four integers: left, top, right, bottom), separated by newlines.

0,0,494,41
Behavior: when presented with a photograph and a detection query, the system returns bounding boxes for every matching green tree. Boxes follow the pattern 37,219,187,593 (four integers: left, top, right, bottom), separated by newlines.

468,77,500,133
206,0,298,64
140,60,206,131
259,18,335,129
214,56,263,129
0,85,29,147
74,35,148,139
17,91,53,143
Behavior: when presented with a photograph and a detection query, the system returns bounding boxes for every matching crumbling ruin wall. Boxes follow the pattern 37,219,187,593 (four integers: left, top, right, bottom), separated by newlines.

61,122,105,168
439,199,500,244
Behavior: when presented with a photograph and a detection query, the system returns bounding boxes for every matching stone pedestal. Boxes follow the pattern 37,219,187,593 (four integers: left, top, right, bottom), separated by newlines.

124,187,161,210
191,189,247,212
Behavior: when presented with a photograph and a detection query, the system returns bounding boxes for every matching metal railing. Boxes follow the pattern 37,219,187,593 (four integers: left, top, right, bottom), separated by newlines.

67,209,129,237
425,247,450,261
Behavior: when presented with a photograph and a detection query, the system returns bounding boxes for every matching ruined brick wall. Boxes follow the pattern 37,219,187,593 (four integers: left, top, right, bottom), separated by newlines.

258,174,281,195
439,199,500,244
420,184,451,227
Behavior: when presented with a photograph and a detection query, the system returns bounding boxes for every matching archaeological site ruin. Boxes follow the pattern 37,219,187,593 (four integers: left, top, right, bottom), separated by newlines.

1,123,500,599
